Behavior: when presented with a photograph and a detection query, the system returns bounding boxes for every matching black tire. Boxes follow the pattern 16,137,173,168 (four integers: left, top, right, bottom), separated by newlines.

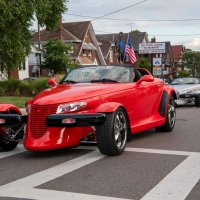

0,112,19,151
0,135,18,151
195,95,200,107
156,96,176,132
96,107,129,156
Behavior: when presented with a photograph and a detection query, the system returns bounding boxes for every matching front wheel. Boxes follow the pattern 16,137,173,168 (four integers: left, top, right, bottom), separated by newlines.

96,107,129,156
156,96,176,132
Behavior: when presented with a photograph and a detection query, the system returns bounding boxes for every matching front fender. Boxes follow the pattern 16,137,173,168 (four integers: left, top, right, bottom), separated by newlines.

159,87,177,117
0,103,21,115
95,102,122,113
163,85,177,100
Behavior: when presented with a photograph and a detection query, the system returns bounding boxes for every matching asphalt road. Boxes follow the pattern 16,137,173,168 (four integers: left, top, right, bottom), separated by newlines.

0,106,200,200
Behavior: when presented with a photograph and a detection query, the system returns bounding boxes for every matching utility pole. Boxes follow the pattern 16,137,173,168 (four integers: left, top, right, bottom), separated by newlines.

37,21,41,77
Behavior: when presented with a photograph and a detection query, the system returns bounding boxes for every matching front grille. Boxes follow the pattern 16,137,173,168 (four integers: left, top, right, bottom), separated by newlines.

29,104,58,139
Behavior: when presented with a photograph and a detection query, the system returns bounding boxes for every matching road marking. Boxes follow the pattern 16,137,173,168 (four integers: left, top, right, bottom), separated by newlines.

141,155,200,200
1,147,200,199
126,147,199,156
0,144,26,159
0,188,131,200
0,150,105,188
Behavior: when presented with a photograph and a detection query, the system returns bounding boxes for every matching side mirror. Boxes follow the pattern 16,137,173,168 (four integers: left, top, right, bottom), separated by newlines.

136,75,154,85
48,78,58,88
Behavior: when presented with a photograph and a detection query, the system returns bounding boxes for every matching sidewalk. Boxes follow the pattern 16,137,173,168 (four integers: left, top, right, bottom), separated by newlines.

20,108,27,115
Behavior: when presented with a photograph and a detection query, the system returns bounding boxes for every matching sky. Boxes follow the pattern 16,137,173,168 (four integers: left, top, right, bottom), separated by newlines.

32,0,200,51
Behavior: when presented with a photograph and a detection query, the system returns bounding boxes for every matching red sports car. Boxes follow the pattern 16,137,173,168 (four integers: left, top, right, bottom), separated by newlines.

0,65,177,155
0,103,23,151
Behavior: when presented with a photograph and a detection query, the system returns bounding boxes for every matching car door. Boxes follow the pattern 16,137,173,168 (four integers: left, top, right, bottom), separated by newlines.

131,77,163,120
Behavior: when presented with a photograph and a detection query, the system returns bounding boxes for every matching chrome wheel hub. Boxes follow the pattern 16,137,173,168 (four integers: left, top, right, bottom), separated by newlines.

114,111,127,149
168,100,176,127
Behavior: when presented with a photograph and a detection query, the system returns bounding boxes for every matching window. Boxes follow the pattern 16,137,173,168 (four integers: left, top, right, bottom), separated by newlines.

19,62,26,70
83,49,86,56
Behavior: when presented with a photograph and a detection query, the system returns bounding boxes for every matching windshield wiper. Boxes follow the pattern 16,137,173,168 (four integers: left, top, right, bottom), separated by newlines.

63,80,77,84
91,78,118,83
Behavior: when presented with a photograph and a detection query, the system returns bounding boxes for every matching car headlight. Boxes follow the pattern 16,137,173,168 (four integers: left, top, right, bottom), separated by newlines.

56,102,87,114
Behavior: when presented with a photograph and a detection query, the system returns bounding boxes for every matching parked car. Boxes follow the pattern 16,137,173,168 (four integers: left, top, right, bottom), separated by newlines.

1,65,176,156
0,103,24,151
171,77,200,107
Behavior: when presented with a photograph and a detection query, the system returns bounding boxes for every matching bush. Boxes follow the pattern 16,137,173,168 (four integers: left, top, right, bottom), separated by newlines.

0,77,49,96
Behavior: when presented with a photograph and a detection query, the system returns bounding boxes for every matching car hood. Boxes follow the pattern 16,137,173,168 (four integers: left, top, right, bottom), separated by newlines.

172,84,200,93
31,83,133,105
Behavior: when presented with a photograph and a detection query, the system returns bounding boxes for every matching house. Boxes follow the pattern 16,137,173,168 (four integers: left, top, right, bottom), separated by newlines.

32,21,105,67
28,46,43,77
171,45,185,73
96,32,149,65
0,57,29,80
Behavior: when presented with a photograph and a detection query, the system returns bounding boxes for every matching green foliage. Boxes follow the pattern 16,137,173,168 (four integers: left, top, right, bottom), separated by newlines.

0,78,48,96
176,70,191,78
0,0,67,77
41,39,72,74
130,30,141,33
0,96,32,108
136,56,151,71
182,49,200,76
31,78,48,94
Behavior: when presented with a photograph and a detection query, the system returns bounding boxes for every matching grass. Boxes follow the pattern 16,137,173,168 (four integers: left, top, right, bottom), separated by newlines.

0,96,32,108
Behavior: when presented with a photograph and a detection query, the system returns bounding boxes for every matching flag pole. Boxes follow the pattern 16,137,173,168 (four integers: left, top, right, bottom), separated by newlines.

123,33,129,63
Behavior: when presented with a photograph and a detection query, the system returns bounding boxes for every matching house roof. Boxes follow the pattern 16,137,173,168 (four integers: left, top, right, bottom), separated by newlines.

171,45,185,62
62,21,90,40
96,40,112,58
96,32,149,52
32,21,91,43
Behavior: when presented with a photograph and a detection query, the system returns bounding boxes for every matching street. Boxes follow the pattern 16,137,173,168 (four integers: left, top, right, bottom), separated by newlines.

0,106,200,200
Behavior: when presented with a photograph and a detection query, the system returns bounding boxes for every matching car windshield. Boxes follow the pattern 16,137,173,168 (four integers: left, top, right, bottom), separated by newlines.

171,78,199,85
61,66,131,83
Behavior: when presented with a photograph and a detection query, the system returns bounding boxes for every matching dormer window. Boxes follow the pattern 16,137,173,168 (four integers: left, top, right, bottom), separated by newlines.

83,49,86,56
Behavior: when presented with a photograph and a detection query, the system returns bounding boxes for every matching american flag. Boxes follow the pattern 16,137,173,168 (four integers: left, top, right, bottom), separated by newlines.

125,37,137,64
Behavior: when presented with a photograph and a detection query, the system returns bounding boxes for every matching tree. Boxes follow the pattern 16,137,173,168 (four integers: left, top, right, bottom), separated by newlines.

176,70,191,78
182,49,200,76
41,39,72,74
0,0,67,78
136,56,151,71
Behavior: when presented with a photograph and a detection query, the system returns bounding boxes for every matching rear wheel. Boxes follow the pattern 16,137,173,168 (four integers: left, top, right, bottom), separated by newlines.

156,96,176,132
0,112,20,151
96,107,128,156
195,95,200,107
0,126,18,151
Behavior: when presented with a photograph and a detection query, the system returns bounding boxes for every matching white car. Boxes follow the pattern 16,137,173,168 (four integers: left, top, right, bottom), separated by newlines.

171,77,200,107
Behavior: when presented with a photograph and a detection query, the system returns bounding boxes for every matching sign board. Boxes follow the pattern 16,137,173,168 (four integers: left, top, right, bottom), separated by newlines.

152,58,162,76
153,66,162,76
139,43,165,54
153,58,162,66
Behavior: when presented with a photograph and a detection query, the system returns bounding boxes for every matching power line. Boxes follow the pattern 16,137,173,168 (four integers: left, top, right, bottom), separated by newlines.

60,1,148,32
90,0,148,21
95,30,200,37
149,33,200,37
66,13,200,22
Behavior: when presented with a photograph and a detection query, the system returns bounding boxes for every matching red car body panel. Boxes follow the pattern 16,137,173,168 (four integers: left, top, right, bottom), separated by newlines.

0,103,21,114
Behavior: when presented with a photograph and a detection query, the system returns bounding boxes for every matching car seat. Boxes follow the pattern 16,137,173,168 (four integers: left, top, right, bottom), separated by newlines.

134,69,142,82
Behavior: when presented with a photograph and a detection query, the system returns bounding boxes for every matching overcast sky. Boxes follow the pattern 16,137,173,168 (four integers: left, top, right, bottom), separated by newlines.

60,0,200,50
